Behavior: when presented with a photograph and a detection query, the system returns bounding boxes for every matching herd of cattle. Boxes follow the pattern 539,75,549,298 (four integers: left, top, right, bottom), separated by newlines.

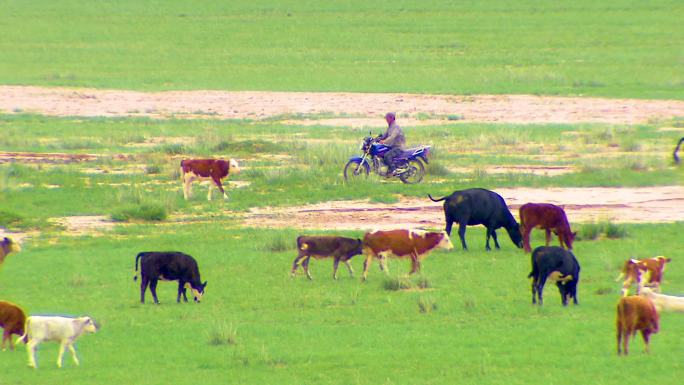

0,156,680,368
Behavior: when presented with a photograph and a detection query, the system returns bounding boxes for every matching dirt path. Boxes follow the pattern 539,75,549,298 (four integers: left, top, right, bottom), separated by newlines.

244,186,684,230
2,85,683,124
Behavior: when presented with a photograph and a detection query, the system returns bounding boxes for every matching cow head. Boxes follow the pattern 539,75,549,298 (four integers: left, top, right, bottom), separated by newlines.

1,237,21,253
437,231,454,250
508,223,524,248
229,159,240,174
186,281,208,303
79,317,99,334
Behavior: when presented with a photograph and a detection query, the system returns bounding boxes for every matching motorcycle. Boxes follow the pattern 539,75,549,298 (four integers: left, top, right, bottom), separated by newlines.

343,133,431,184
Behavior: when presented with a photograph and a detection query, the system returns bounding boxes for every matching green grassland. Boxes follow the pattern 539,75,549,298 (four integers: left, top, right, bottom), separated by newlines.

1,224,683,385
0,114,682,227
1,0,683,98
0,113,682,384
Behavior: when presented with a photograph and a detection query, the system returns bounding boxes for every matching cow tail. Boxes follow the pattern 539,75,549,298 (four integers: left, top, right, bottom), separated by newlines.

134,252,144,281
674,137,684,164
427,194,447,202
17,318,30,344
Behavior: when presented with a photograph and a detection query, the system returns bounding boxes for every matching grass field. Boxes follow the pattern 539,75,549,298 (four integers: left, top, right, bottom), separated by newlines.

1,0,683,98
0,113,682,384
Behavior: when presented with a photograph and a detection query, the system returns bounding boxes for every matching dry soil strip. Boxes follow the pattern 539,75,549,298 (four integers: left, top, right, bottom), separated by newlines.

2,85,684,124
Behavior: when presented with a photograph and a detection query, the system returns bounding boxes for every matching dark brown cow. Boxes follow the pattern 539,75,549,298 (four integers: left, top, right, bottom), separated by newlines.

291,235,363,279
362,229,453,280
0,237,21,266
180,158,240,201
519,203,575,252
0,301,26,351
617,256,671,296
617,296,659,355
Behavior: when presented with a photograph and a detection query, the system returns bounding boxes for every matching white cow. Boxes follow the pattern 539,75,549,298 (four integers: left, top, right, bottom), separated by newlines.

640,287,684,313
18,315,98,368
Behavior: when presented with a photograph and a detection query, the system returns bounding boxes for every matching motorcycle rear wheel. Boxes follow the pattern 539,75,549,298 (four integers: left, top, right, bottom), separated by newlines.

398,159,425,184
344,159,370,181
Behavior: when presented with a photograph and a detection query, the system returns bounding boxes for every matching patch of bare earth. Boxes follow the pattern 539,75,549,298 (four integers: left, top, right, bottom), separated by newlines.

2,85,683,124
244,186,684,230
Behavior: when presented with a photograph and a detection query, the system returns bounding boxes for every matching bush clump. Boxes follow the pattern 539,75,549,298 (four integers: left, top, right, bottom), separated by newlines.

111,203,167,222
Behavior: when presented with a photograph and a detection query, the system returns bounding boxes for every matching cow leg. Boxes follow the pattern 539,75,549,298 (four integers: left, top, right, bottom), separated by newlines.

211,175,227,200
333,257,341,280
490,229,500,250
177,281,186,303
183,174,194,200
622,329,631,355
641,330,652,353
291,255,304,277
344,260,355,277
458,223,468,250
303,257,312,280
57,342,66,368
1,331,7,351
531,278,537,304
537,277,547,305
140,276,150,304
362,254,373,281
68,343,80,365
444,214,454,236
617,326,623,355
27,340,38,368
409,254,420,275
522,226,532,253
544,229,552,246
150,279,160,304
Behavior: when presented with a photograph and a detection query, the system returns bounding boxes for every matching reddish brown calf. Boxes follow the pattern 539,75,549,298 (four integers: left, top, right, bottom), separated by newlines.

0,301,26,351
519,203,575,253
617,296,659,355
0,237,21,266
180,158,240,201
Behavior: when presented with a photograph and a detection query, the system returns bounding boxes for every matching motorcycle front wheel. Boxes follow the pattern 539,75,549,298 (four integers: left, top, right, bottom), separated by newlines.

398,159,426,184
343,159,370,181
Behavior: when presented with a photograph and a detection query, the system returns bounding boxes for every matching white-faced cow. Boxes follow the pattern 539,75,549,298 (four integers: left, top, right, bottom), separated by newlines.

292,235,363,280
361,229,453,281
616,256,671,296
180,158,240,201
528,246,581,306
639,287,684,313
134,251,207,304
0,237,21,266
0,301,26,351
428,188,523,251
18,315,98,368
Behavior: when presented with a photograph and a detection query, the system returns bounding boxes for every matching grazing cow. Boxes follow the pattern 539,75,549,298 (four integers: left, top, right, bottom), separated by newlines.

361,229,453,280
428,188,523,251
291,235,363,280
674,137,683,164
639,287,684,313
0,237,21,266
180,158,240,201
528,246,580,306
519,203,575,252
616,296,659,355
617,256,671,296
134,251,207,304
0,301,26,351
19,315,98,368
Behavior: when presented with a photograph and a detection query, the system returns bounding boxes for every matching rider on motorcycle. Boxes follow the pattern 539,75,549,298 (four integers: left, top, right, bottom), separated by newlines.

378,112,406,175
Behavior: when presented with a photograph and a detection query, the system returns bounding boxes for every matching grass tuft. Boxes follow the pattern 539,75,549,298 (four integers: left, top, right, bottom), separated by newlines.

207,321,238,346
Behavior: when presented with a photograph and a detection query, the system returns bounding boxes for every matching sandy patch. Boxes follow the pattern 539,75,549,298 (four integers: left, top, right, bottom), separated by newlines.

449,165,576,176
0,151,98,164
2,86,683,124
48,215,117,236
244,186,684,230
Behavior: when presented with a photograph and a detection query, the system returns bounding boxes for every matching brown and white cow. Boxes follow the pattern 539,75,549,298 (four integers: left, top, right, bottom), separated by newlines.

519,203,575,252
616,295,659,355
617,256,671,296
291,235,363,280
361,229,453,280
180,158,240,201
0,237,21,266
0,301,26,351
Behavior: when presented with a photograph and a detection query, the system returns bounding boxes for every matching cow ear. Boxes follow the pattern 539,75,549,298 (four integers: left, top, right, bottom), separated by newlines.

203,281,208,288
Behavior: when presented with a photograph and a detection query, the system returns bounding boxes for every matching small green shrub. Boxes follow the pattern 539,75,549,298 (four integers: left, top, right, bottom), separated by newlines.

577,221,628,241
207,322,238,346
111,203,167,222
418,295,438,313
383,276,413,291
0,210,24,228
145,165,162,175
605,222,628,239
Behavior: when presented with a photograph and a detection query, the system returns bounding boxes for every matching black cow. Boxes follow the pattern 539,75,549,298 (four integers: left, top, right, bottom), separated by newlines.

528,246,580,306
291,235,363,279
428,188,523,250
134,251,207,304
674,137,684,164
